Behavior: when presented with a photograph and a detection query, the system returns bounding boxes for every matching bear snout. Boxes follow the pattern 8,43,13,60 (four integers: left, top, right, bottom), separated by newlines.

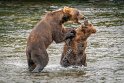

91,26,96,33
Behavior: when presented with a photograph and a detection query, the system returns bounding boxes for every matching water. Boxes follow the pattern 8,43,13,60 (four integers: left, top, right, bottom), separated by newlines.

0,2,124,83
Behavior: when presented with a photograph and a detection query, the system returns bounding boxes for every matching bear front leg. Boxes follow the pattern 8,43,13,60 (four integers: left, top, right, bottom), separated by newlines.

64,29,76,40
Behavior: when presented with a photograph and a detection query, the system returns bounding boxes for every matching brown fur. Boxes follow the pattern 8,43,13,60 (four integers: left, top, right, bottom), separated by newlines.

26,7,84,72
60,20,96,67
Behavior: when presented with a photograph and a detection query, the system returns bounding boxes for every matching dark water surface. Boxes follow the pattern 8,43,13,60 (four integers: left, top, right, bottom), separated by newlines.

0,2,124,83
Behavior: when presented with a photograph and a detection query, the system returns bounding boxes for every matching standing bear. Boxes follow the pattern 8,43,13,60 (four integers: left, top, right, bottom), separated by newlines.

60,20,96,67
26,6,84,72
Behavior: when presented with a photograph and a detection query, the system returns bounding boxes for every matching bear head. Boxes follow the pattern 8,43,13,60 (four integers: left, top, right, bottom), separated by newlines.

62,6,84,24
81,20,96,34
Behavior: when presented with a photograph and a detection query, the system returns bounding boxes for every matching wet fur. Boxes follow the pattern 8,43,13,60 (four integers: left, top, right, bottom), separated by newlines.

26,7,83,72
60,21,96,67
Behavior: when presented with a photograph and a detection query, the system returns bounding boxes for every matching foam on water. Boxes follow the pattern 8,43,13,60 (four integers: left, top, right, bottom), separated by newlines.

44,64,86,73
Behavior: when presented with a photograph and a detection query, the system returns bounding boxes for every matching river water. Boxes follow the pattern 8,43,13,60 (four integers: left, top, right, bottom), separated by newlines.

0,2,124,83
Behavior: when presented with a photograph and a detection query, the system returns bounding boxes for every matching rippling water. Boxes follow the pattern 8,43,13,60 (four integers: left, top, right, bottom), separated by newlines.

0,2,124,83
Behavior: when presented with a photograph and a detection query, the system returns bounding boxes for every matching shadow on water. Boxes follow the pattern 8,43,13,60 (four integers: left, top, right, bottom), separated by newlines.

0,1,124,83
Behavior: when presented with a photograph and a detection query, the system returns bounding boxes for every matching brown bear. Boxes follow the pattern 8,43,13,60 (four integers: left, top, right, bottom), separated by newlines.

26,6,84,72
60,20,96,67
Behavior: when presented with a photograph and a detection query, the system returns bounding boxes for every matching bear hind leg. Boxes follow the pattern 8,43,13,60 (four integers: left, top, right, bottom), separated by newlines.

28,59,36,71
26,51,36,71
31,50,49,73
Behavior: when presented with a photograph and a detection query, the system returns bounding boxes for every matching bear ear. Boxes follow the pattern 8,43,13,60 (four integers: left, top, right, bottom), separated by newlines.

63,6,71,13
84,20,89,26
89,24,92,27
